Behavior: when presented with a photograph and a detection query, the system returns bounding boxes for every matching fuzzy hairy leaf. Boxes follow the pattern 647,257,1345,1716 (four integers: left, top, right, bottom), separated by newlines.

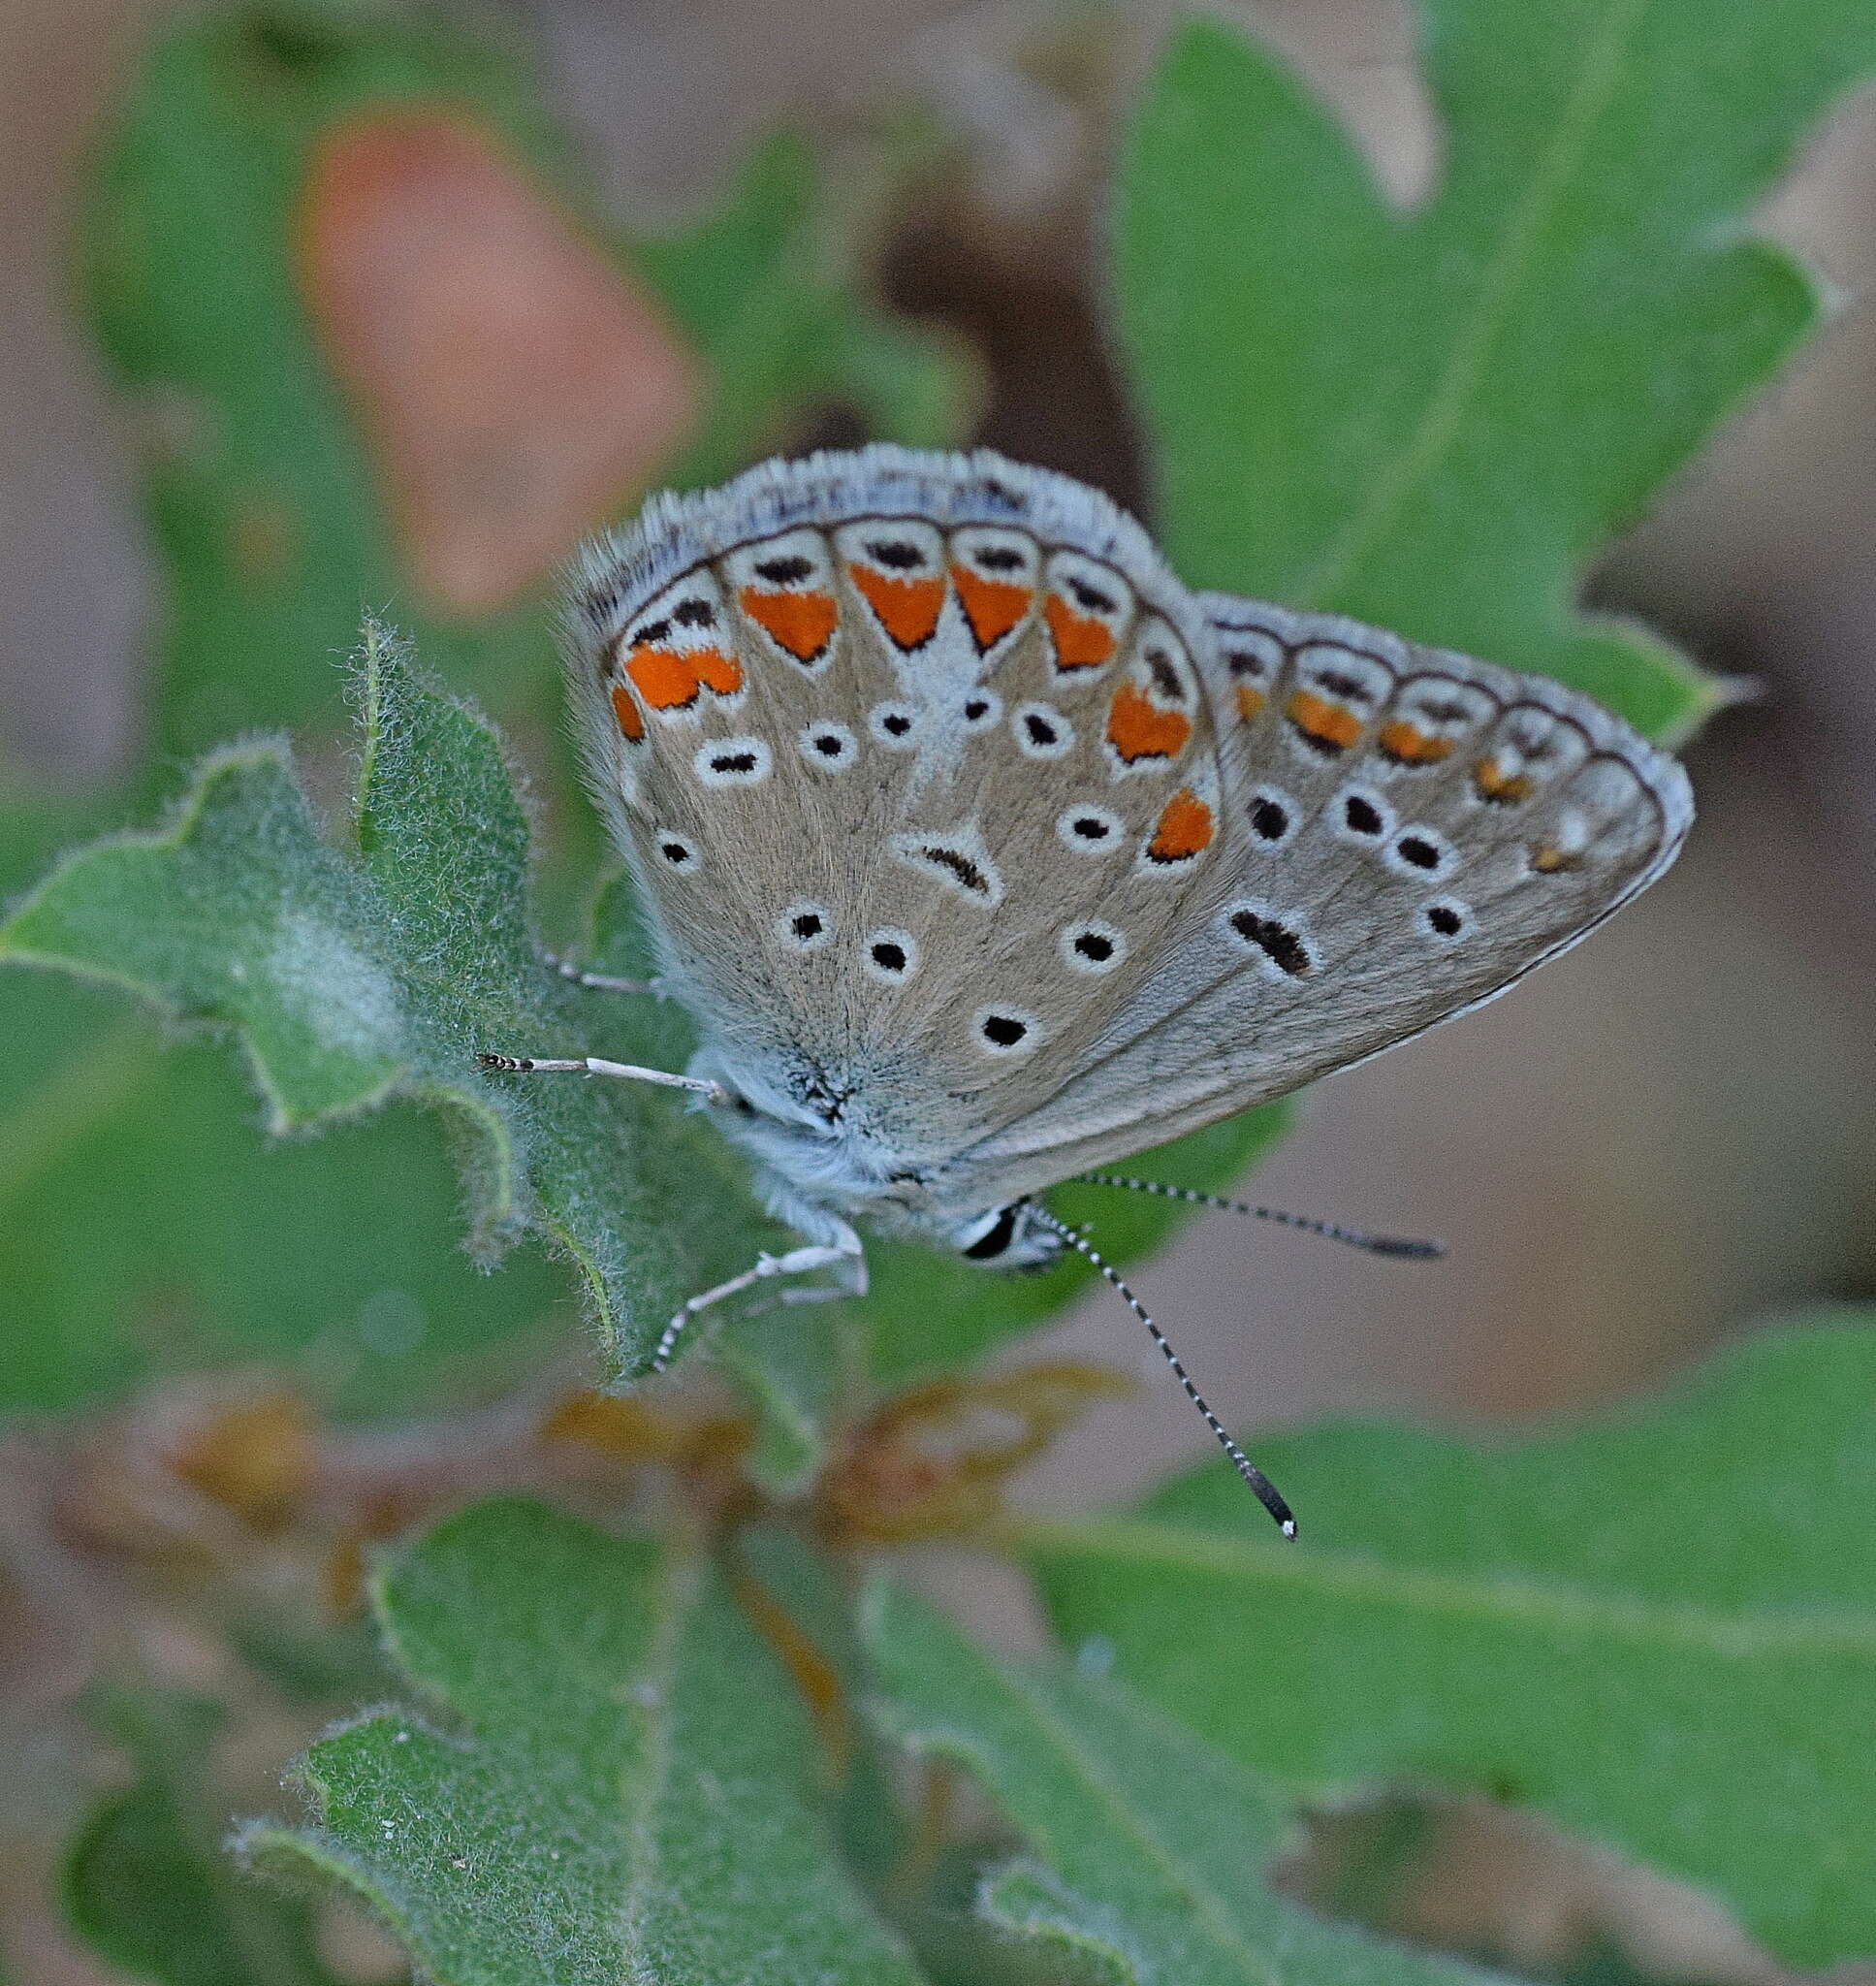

865,1581,1494,1986
0,767,561,1416
1119,7,1876,736
239,1499,925,1985
65,1686,340,1986
1023,1321,1876,1968
1,628,774,1374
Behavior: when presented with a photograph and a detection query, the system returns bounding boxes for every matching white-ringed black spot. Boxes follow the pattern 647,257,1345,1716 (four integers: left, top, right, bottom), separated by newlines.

1422,899,1468,943
1143,645,1187,701
1248,787,1294,844
1061,919,1127,976
974,1006,1041,1056
1015,702,1073,759
653,830,698,870
633,616,670,645
1330,784,1395,846
754,554,812,586
960,691,1002,732
864,537,926,571
891,830,1003,906
1224,902,1314,977
972,545,1024,573
694,736,771,787
1385,827,1452,878
1068,577,1117,615
869,701,920,750
777,901,833,950
1057,803,1123,854
797,721,857,771
863,927,919,985
673,596,715,628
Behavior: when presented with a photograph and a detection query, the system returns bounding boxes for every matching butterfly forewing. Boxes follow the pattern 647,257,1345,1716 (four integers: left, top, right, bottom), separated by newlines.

568,451,1243,1173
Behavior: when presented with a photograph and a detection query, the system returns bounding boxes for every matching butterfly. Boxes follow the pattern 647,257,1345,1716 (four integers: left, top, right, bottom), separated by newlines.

484,445,1693,1532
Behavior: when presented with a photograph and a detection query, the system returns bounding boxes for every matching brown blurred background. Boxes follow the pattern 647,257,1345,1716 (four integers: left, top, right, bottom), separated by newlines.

2,0,1872,1499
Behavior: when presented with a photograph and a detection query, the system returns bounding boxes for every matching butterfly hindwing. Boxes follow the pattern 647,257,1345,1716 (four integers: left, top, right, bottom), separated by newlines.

954,597,1692,1202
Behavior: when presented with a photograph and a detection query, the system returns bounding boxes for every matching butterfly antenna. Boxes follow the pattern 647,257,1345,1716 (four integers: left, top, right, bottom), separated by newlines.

1030,1205,1296,1539
1074,1173,1445,1261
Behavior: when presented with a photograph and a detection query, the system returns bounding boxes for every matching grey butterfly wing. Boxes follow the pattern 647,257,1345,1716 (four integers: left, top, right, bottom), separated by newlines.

563,448,1235,1181
946,596,1694,1205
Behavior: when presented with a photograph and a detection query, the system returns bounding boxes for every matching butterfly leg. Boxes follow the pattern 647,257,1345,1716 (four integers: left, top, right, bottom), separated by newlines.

477,1053,726,1103
537,949,664,997
652,1219,865,1372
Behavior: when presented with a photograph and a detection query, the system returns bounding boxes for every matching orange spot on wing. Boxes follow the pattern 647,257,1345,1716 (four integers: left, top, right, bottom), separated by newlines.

1044,593,1118,670
1474,756,1533,804
609,683,645,741
1234,684,1267,722
1378,719,1454,764
626,646,702,710
1286,689,1363,753
849,565,945,650
740,585,838,662
689,647,744,695
1531,843,1584,874
951,563,1031,650
1106,681,1192,763
1147,786,1214,863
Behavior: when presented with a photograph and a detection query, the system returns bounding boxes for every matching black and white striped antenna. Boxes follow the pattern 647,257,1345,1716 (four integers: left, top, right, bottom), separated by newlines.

1074,1173,1444,1260
1029,1205,1297,1539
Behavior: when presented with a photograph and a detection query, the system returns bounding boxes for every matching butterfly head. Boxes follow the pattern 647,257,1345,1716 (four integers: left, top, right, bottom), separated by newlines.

944,1200,1064,1270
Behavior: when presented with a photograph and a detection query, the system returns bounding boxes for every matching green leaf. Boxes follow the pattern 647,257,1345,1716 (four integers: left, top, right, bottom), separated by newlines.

0,773,575,1416
2,626,777,1379
1022,1320,1876,1968
865,1580,1489,1986
85,4,968,761
1117,5,1876,737
239,1498,926,1984
65,1685,340,1986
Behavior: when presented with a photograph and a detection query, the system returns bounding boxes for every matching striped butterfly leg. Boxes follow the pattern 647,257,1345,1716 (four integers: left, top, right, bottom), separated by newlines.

651,1218,867,1372
477,1052,725,1102
537,948,664,997
478,1049,868,1368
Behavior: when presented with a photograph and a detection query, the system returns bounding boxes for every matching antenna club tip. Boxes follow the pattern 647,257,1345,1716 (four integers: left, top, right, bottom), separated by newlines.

1375,1237,1447,1260
1280,1518,1298,1540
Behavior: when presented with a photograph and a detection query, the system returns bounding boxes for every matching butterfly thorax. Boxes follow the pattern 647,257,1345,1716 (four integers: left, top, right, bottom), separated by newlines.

685,1034,1057,1266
